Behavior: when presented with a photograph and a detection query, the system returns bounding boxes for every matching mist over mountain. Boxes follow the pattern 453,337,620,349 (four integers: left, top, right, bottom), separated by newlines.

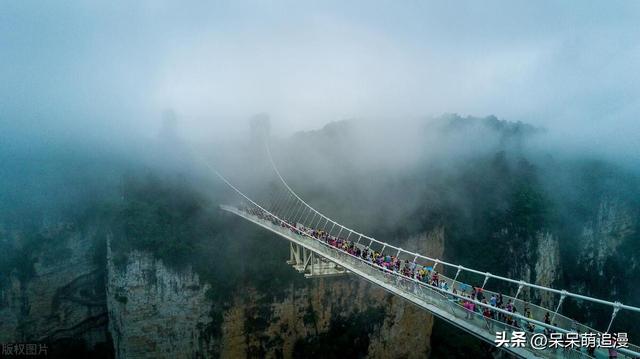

2,112,639,357
3,1,640,357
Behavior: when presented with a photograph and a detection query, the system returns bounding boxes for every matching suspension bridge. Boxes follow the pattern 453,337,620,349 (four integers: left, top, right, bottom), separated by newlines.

209,142,640,359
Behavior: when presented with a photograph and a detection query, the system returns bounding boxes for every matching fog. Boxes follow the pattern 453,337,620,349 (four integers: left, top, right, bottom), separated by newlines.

3,3,640,346
2,1,639,155
1,1,640,223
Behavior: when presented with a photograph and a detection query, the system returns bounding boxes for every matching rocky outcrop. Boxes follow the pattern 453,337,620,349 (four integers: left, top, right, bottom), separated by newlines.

230,225,443,359
0,224,110,353
367,295,434,359
577,198,635,275
534,232,560,287
217,277,434,359
533,231,561,308
106,241,214,359
404,226,445,261
489,227,561,305
104,227,445,359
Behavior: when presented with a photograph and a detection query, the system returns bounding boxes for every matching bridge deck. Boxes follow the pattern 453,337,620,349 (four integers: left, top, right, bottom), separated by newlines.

221,205,627,359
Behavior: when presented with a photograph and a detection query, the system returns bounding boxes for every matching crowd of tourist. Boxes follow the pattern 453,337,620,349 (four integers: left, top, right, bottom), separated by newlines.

244,205,548,330
240,204,633,357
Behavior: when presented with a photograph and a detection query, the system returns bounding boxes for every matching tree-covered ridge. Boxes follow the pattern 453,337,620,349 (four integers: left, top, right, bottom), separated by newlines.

2,113,639,355
272,114,640,336
110,173,307,301
0,224,76,288
114,175,205,268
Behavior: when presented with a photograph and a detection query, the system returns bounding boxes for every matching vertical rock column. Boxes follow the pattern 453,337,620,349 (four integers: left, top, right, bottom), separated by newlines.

106,238,214,359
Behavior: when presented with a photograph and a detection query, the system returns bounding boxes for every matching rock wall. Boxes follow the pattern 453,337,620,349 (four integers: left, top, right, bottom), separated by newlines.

218,226,445,358
217,278,434,359
533,231,561,308
577,198,636,276
105,227,445,359
0,224,110,353
20,205,635,358
0,221,446,359
494,227,562,304
106,240,214,359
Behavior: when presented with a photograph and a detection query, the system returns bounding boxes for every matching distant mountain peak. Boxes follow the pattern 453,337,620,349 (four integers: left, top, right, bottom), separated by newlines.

435,113,543,137
294,120,353,140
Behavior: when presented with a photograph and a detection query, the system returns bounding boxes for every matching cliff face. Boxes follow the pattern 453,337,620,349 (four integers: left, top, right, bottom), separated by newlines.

103,227,445,359
106,243,215,359
485,226,561,306
218,278,434,359
533,231,561,308
0,224,111,355
496,197,638,304
1,190,637,358
483,194,639,334
0,216,444,359
221,227,444,358
576,198,636,277
215,229,446,359
568,197,639,310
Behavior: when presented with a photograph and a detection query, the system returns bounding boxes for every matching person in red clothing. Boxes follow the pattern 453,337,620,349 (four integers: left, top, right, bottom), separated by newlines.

431,271,439,287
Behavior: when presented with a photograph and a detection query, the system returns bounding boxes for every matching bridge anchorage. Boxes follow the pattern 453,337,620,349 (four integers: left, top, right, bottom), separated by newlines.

209,142,640,359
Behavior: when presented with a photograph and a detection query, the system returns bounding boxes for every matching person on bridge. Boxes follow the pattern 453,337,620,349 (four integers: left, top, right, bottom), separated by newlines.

418,267,427,281
464,300,474,319
431,271,439,287
244,205,608,344
506,299,514,313
483,303,493,325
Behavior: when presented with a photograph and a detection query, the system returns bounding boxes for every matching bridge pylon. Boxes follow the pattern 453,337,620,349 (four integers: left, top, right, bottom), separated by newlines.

287,242,347,278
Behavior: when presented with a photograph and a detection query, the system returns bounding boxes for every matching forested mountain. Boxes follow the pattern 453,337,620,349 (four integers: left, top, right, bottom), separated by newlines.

1,114,638,358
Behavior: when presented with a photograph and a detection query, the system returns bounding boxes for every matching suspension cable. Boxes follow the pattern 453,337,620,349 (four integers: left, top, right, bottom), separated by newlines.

264,139,640,314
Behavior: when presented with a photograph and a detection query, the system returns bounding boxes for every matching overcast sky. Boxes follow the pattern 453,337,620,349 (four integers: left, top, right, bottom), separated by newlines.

1,1,639,154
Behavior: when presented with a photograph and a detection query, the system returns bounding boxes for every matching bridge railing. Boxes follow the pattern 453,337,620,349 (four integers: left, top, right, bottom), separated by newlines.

297,218,590,357
264,140,640,329
424,268,640,356
209,145,639,358
230,204,636,358
305,230,598,358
